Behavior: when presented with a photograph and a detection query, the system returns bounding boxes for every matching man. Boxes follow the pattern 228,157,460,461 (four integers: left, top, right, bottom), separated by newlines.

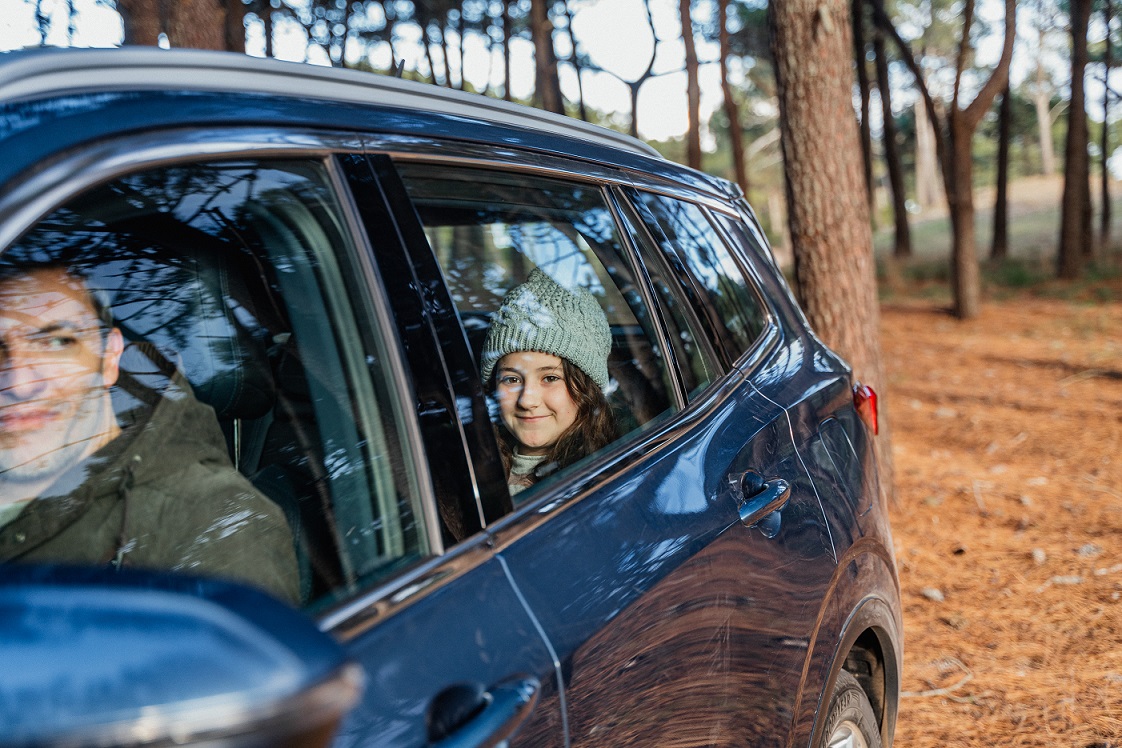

0,264,299,603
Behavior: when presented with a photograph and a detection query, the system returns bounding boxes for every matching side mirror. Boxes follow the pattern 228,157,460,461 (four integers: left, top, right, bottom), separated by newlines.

0,565,362,748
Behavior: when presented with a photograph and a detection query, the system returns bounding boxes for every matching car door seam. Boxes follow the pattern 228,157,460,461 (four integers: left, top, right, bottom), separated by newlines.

496,553,572,748
748,380,838,564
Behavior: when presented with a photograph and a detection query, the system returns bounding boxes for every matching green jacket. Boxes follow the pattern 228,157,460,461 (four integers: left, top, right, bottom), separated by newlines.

0,382,300,604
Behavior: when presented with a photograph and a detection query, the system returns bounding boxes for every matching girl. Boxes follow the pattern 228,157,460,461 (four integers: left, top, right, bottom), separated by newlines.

481,268,619,494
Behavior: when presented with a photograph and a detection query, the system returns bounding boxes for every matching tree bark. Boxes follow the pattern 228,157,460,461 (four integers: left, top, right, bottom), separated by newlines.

769,0,895,507
718,0,749,195
872,26,910,257
1101,0,1113,254
117,0,163,45
225,0,245,52
1058,0,1091,278
530,0,565,114
991,80,1011,260
947,118,981,318
167,0,226,49
852,0,875,210
501,0,513,101
680,0,702,170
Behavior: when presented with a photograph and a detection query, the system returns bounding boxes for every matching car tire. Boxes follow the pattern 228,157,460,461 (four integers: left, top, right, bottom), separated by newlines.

819,669,882,748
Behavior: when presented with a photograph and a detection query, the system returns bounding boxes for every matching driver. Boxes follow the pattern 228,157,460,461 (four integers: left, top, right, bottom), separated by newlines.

0,263,299,603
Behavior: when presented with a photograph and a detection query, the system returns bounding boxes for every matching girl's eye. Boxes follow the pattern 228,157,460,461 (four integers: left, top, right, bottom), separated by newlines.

498,375,521,386
542,375,562,384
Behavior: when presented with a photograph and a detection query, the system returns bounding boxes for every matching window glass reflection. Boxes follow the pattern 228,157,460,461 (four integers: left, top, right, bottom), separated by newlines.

1,161,427,609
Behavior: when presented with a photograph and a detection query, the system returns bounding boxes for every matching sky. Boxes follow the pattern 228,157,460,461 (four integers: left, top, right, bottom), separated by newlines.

0,0,731,143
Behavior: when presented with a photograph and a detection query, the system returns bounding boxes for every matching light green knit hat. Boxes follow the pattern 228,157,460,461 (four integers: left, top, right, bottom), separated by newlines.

481,268,612,390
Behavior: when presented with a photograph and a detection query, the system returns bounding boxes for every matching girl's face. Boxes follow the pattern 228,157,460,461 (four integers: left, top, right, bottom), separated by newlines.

495,351,579,455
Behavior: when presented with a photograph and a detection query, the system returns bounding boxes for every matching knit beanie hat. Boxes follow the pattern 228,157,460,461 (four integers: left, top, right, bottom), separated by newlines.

481,268,612,390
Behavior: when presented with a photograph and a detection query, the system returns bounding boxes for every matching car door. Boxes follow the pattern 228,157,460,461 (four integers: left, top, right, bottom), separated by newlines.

383,151,840,747
0,135,565,748
490,189,840,748
326,152,568,748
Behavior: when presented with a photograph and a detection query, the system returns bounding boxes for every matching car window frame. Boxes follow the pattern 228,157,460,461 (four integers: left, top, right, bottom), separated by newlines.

0,124,500,625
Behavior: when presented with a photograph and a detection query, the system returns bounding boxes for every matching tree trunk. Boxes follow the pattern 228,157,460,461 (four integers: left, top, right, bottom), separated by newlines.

769,0,895,508
680,0,702,170
991,80,1011,260
262,6,274,58
1059,0,1091,278
873,26,910,257
628,84,641,139
166,0,226,49
1102,0,1114,254
34,0,50,43
530,0,565,114
457,1,467,90
225,0,245,52
501,0,513,101
947,118,981,319
718,0,749,195
117,0,163,45
1034,32,1057,176
873,0,1014,319
440,24,454,88
852,0,875,209
914,96,940,207
421,17,440,85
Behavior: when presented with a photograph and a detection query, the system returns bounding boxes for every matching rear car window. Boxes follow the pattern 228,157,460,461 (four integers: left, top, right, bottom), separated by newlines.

630,191,767,361
396,164,678,500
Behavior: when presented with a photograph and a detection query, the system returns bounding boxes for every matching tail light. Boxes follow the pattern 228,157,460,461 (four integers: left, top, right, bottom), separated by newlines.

853,382,878,435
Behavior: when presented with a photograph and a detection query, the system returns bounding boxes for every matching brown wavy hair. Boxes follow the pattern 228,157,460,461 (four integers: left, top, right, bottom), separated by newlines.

493,358,619,488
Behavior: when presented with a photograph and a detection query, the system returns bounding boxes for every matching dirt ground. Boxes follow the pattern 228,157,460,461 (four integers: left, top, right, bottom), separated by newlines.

882,279,1122,746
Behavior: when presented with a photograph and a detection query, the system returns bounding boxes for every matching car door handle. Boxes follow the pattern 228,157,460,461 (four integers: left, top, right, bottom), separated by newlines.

733,471,791,534
429,676,541,748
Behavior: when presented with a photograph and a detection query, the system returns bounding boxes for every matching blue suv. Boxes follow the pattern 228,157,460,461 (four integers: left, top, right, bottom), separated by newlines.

0,48,900,748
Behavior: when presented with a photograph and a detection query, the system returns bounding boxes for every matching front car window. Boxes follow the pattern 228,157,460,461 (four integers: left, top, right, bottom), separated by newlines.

0,160,429,611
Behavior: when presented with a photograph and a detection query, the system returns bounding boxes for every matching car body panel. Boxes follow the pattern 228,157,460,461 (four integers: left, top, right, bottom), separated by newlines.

489,344,838,746
327,543,566,748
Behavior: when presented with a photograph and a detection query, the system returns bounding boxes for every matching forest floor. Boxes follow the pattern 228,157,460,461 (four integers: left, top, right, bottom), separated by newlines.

880,271,1122,746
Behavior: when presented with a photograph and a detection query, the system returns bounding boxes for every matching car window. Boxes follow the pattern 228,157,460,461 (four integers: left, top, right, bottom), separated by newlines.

395,164,677,500
611,194,721,399
630,191,767,362
0,160,430,611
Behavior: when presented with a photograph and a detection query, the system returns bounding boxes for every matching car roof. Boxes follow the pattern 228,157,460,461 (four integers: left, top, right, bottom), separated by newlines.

0,46,662,159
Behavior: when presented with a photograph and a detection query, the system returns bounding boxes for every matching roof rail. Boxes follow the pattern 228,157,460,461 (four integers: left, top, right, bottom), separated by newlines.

0,47,661,159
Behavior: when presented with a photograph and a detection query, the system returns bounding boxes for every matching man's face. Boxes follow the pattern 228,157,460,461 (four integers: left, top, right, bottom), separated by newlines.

0,268,123,488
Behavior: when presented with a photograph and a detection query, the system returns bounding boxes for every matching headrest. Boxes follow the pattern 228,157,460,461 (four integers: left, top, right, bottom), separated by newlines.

94,251,276,420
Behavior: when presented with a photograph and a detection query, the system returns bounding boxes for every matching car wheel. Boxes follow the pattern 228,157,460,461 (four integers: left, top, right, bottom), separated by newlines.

820,670,882,748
